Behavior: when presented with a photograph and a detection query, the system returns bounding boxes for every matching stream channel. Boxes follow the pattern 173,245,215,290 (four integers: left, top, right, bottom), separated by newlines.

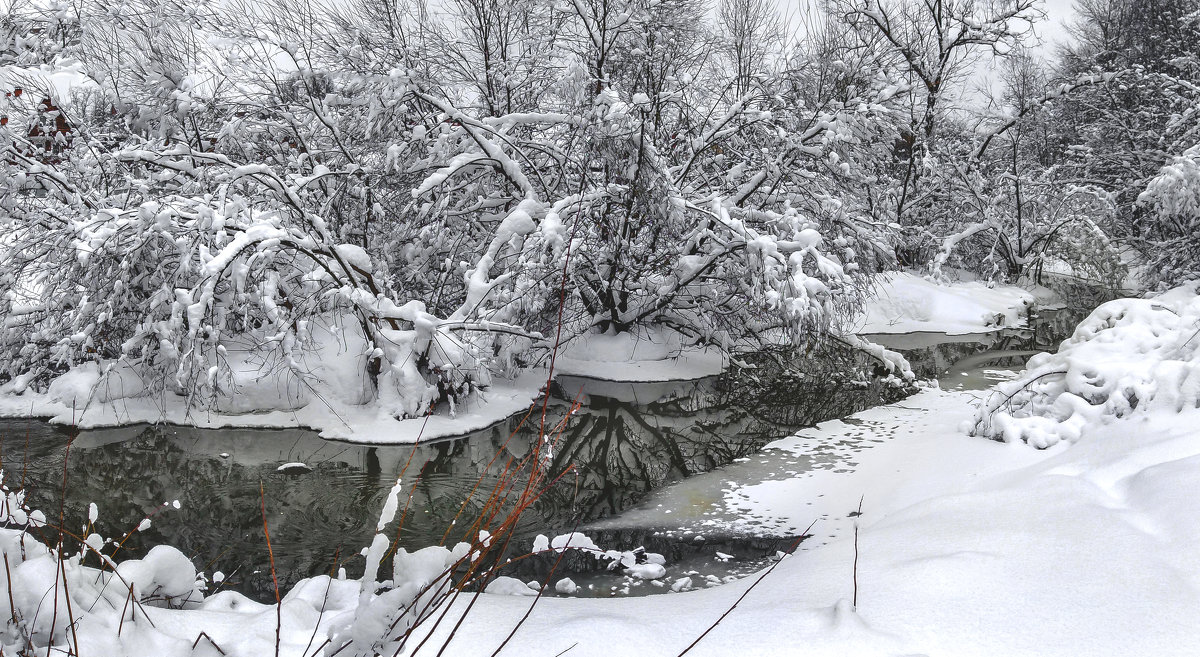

0,310,1081,601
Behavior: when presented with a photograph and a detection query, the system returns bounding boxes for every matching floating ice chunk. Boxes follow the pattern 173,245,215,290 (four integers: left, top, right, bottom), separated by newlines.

486,576,539,596
624,563,666,580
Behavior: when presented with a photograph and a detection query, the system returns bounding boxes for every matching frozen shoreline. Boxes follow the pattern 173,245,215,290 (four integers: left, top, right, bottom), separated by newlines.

0,273,1038,442
0,373,546,444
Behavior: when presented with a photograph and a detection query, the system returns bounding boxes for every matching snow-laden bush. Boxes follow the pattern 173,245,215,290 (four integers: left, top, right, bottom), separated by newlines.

0,153,501,418
1137,144,1200,289
972,284,1200,447
1,0,921,420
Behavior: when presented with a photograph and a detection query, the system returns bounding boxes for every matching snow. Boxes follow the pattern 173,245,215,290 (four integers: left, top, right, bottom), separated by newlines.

485,576,539,596
2,288,1200,656
115,545,203,604
0,324,545,444
398,383,1200,656
0,373,542,444
974,283,1200,447
854,271,1035,335
623,563,666,580
553,328,728,382
0,64,94,101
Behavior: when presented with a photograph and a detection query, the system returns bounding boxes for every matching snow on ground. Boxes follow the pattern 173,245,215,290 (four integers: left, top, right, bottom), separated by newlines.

7,370,1199,656
0,326,724,440
552,328,728,382
416,385,1200,656
586,382,1042,541
0,370,544,445
855,271,1035,335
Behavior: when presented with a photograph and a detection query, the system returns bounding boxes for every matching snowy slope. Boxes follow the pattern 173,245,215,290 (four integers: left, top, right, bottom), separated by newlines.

855,272,1035,335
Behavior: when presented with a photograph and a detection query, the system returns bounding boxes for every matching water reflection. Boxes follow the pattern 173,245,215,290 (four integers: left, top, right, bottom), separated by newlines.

866,307,1085,380
0,343,907,601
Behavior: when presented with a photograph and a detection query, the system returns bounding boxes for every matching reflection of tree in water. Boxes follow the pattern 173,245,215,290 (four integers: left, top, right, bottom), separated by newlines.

0,341,910,602
536,342,912,523
885,308,1088,379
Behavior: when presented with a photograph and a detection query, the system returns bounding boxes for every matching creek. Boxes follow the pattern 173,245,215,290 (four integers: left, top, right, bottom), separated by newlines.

0,309,1080,600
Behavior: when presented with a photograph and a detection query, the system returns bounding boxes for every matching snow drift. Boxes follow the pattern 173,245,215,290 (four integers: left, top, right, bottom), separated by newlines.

972,283,1200,447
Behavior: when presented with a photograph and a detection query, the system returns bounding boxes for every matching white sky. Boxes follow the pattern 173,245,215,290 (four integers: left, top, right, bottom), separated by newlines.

772,0,1082,109
1035,0,1080,54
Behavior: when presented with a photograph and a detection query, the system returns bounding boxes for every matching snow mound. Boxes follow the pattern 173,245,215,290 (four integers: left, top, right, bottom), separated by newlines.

553,328,727,382
114,545,202,605
485,576,539,596
857,272,1034,335
973,284,1200,447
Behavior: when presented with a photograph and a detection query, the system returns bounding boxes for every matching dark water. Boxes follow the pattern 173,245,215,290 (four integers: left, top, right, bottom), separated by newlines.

865,307,1086,380
0,342,909,601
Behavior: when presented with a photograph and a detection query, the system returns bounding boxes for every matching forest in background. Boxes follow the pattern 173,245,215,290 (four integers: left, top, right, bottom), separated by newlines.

2,0,1199,416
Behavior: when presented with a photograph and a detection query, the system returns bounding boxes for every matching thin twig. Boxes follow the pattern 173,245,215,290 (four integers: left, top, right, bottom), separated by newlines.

59,555,80,657
192,631,227,656
260,481,281,657
853,495,863,610
677,519,817,657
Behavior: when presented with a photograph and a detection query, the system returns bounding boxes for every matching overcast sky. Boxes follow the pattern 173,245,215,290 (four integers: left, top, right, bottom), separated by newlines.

1037,0,1080,53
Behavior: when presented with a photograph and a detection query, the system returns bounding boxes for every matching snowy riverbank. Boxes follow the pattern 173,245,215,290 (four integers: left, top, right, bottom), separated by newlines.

853,271,1037,335
0,272,1037,442
422,384,1200,657
3,286,1199,656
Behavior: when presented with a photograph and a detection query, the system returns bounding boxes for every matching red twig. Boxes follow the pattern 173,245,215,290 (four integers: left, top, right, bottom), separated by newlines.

260,481,281,657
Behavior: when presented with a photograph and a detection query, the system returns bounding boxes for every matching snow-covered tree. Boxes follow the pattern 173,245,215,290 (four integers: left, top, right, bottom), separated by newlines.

1052,0,1200,257
1,0,913,420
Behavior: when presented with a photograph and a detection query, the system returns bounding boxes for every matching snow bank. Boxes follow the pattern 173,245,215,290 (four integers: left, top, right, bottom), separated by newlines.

408,386,1200,657
855,271,1034,335
553,328,727,382
973,284,1200,447
0,366,543,445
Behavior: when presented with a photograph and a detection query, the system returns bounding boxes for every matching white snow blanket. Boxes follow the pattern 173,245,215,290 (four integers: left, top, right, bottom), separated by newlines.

856,272,1034,335
409,386,1200,656
7,380,1200,656
974,283,1200,447
552,328,728,382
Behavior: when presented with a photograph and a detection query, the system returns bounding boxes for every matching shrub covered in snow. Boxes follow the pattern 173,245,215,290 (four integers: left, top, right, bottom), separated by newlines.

1137,145,1200,289
972,284,1200,447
